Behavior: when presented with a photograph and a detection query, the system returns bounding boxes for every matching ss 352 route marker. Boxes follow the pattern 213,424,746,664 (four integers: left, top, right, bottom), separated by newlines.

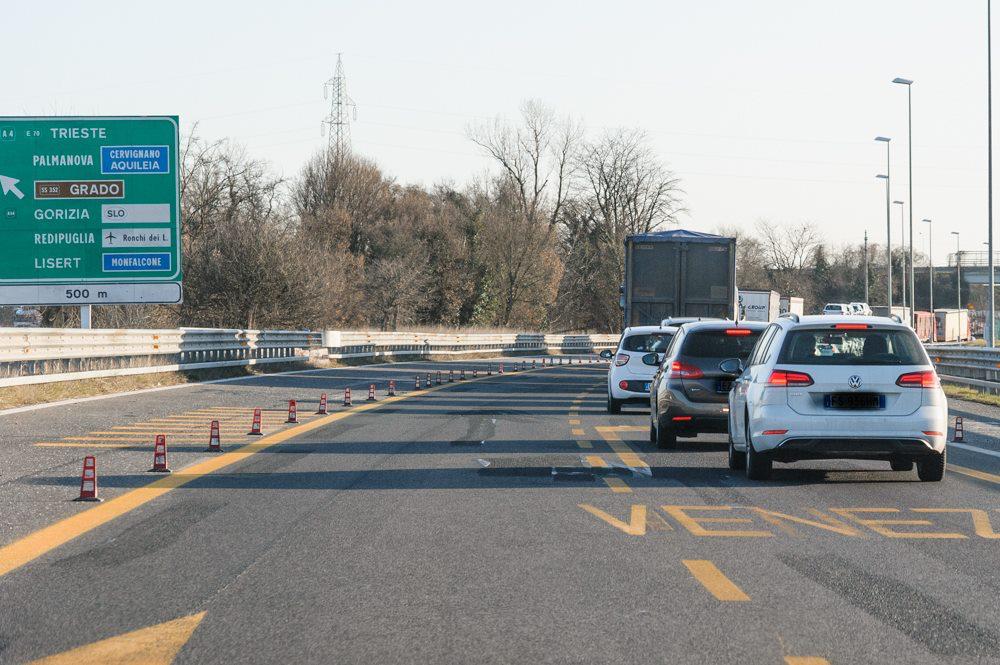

0,116,181,304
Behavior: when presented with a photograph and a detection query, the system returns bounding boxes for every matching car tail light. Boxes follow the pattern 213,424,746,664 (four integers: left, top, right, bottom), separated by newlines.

672,415,692,421
669,361,704,379
834,323,869,330
768,369,813,387
762,429,788,435
922,430,943,436
725,328,752,336
615,353,630,366
896,370,939,388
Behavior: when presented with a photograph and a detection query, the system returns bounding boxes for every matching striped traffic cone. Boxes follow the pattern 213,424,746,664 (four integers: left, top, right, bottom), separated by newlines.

74,455,101,502
205,420,223,452
149,434,170,473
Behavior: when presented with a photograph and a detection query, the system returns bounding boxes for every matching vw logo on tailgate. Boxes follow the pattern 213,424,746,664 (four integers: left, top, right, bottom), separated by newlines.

848,375,863,390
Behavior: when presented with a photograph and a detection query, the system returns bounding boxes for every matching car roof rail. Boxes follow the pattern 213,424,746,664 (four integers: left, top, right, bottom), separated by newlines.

778,312,799,323
889,314,902,323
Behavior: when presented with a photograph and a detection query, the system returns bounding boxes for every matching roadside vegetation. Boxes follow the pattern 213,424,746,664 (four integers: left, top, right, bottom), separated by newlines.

943,383,1000,408
25,99,969,334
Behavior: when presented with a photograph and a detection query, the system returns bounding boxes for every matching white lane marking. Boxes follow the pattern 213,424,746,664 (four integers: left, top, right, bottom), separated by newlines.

948,441,1000,460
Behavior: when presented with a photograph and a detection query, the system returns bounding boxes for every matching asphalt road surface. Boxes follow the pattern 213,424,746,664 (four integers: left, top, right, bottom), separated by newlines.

1,358,998,664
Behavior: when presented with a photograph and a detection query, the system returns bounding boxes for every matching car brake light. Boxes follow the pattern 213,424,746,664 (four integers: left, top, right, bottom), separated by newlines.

615,353,630,366
834,323,870,330
896,370,939,388
768,369,813,386
922,430,943,436
672,416,692,421
669,361,704,379
725,328,752,336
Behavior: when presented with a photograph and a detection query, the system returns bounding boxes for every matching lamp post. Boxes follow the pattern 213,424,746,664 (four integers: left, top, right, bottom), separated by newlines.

922,219,934,315
951,231,961,310
864,230,869,303
892,77,915,326
893,200,906,307
876,136,892,309
989,0,995,345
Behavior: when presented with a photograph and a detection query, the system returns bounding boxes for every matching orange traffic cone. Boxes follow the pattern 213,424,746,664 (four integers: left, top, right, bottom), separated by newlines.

149,434,170,473
74,455,101,502
286,400,298,424
205,420,223,452
317,393,328,415
248,408,263,435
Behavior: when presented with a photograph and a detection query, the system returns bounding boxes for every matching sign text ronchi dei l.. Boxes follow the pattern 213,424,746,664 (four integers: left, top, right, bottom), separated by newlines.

0,117,181,305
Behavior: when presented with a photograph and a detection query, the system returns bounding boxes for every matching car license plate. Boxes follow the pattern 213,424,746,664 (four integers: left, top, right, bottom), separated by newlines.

824,393,885,410
643,382,651,392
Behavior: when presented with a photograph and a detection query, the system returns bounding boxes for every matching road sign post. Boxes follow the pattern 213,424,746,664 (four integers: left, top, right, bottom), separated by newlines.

0,117,182,305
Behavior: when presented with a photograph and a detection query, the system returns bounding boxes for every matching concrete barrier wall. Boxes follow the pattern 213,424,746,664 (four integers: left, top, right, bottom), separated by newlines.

0,328,618,388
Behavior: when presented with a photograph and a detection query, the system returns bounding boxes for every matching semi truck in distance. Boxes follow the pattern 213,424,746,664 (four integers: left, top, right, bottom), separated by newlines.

621,229,737,327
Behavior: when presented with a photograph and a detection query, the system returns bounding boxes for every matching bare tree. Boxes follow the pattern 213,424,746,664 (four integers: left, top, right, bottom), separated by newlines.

467,99,581,230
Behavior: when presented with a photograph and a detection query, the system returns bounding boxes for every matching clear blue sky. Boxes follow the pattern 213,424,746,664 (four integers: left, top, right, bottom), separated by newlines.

1,1,990,263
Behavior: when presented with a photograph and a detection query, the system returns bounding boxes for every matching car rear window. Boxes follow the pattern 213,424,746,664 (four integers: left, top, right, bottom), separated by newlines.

680,330,762,359
777,328,926,365
622,332,674,352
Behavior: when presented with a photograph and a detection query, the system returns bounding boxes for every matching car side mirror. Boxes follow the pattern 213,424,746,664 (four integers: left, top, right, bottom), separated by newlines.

641,352,661,366
719,358,743,375
599,349,613,360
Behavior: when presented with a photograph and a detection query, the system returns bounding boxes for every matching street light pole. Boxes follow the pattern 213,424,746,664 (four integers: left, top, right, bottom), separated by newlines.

864,230,869,303
951,231,961,310
923,219,934,315
876,136,892,310
893,77,914,326
893,200,906,308
988,0,996,345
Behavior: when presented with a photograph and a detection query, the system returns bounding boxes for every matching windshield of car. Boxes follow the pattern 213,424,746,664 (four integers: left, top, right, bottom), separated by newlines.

621,332,674,352
680,330,763,359
777,328,926,365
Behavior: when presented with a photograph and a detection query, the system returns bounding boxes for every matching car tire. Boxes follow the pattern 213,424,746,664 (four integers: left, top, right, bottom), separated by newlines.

607,393,622,414
727,431,745,471
744,422,771,480
890,459,914,472
916,450,946,482
655,416,677,449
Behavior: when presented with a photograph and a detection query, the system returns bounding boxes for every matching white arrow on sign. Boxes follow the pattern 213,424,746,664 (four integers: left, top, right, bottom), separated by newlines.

0,175,24,200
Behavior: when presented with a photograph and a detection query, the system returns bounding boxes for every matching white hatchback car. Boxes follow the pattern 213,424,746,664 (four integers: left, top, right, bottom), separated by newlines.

725,314,947,481
602,325,678,413
823,303,852,316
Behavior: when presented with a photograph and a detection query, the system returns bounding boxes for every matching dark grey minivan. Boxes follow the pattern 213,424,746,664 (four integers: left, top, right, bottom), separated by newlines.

649,320,767,449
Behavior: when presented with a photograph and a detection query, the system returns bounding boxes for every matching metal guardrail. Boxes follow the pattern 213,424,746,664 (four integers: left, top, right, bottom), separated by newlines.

926,346,1000,394
0,328,617,388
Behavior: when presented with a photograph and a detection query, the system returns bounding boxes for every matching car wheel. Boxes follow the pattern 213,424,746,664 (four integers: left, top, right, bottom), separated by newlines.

607,393,622,414
890,459,914,472
744,421,771,480
727,431,745,471
655,416,677,449
916,450,946,482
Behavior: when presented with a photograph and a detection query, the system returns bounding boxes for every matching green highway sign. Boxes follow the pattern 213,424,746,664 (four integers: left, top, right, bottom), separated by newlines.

0,116,182,305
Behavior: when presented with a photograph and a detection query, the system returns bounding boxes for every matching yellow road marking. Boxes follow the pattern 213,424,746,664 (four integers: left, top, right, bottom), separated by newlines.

682,560,750,601
784,658,831,665
575,440,592,449
952,464,1000,485
0,370,508,578
571,428,585,436
603,477,632,493
29,611,205,664
568,418,581,425
585,455,609,467
595,426,649,471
